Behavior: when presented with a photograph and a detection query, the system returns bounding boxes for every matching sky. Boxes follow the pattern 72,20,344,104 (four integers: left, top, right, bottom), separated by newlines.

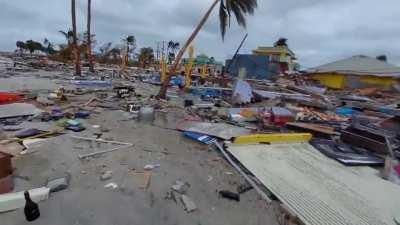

0,0,399,68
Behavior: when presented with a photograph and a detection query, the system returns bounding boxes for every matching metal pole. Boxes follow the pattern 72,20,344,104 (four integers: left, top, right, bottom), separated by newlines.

225,33,248,74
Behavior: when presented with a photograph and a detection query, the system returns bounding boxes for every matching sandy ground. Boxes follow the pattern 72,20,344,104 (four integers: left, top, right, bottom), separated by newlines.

0,66,280,225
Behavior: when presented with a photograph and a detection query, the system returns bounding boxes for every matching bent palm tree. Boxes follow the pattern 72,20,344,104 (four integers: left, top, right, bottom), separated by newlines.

157,0,257,99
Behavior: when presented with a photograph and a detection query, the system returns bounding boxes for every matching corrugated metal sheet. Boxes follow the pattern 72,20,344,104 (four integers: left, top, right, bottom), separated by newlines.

307,55,400,77
227,142,400,225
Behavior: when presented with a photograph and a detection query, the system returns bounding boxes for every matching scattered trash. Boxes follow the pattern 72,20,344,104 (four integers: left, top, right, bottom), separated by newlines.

24,191,40,222
237,183,253,194
232,79,252,104
67,119,81,127
15,128,43,138
183,131,216,144
164,190,177,204
100,170,113,181
180,194,197,213
132,171,152,190
171,180,189,194
46,172,71,193
74,111,90,119
2,125,23,131
71,136,133,159
219,190,240,202
104,182,118,189
144,164,160,171
66,125,86,132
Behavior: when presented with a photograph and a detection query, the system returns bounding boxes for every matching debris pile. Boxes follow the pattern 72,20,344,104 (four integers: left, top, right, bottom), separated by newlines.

1,52,400,225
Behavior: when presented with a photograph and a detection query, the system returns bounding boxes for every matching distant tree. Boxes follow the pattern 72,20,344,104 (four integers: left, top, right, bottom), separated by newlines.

123,35,136,62
16,41,26,53
376,55,387,62
99,42,112,56
167,41,180,64
109,47,122,62
138,47,155,68
24,40,43,54
274,38,288,47
59,30,74,45
42,38,57,55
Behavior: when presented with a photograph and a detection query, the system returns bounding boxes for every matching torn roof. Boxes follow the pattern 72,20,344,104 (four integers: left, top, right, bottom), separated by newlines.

307,55,400,77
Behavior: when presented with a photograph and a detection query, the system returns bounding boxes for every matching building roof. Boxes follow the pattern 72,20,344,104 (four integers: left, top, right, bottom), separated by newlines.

252,46,296,58
307,55,400,77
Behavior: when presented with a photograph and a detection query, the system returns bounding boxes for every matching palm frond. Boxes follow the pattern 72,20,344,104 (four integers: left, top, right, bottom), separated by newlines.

219,0,228,40
219,0,258,40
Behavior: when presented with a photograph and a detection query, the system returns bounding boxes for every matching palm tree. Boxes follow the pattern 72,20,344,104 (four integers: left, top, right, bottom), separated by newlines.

59,30,74,45
274,38,288,47
157,0,258,98
138,47,155,69
124,35,136,64
71,0,81,76
87,0,95,72
167,41,180,64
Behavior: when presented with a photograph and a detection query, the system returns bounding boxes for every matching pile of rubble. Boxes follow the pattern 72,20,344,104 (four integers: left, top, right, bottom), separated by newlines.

1,54,400,225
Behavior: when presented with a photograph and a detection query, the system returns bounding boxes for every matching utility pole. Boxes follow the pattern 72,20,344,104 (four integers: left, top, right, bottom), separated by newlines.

225,33,248,74
156,42,160,61
161,41,166,59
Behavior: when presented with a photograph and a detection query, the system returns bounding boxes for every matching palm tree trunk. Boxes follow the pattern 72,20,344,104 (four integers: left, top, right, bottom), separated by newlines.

72,0,81,76
157,0,219,99
87,0,95,73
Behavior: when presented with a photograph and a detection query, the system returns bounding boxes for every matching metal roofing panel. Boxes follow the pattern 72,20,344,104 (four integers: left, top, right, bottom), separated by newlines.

307,55,400,77
227,142,400,225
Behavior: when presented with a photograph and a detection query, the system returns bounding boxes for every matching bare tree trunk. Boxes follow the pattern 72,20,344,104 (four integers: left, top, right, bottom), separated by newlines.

72,0,81,76
87,0,95,73
157,0,219,99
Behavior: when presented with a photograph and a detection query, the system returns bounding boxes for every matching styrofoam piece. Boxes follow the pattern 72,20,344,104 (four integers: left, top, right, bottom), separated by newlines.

0,187,50,212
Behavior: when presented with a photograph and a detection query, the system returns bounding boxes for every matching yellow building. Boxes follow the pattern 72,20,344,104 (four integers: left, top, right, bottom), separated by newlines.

307,55,400,89
252,46,297,73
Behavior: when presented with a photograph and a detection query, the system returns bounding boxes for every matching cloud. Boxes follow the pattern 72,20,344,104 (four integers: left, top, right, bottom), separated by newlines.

0,0,399,68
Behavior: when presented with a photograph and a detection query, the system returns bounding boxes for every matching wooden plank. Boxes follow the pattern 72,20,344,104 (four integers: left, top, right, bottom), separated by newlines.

286,122,335,135
233,133,312,144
